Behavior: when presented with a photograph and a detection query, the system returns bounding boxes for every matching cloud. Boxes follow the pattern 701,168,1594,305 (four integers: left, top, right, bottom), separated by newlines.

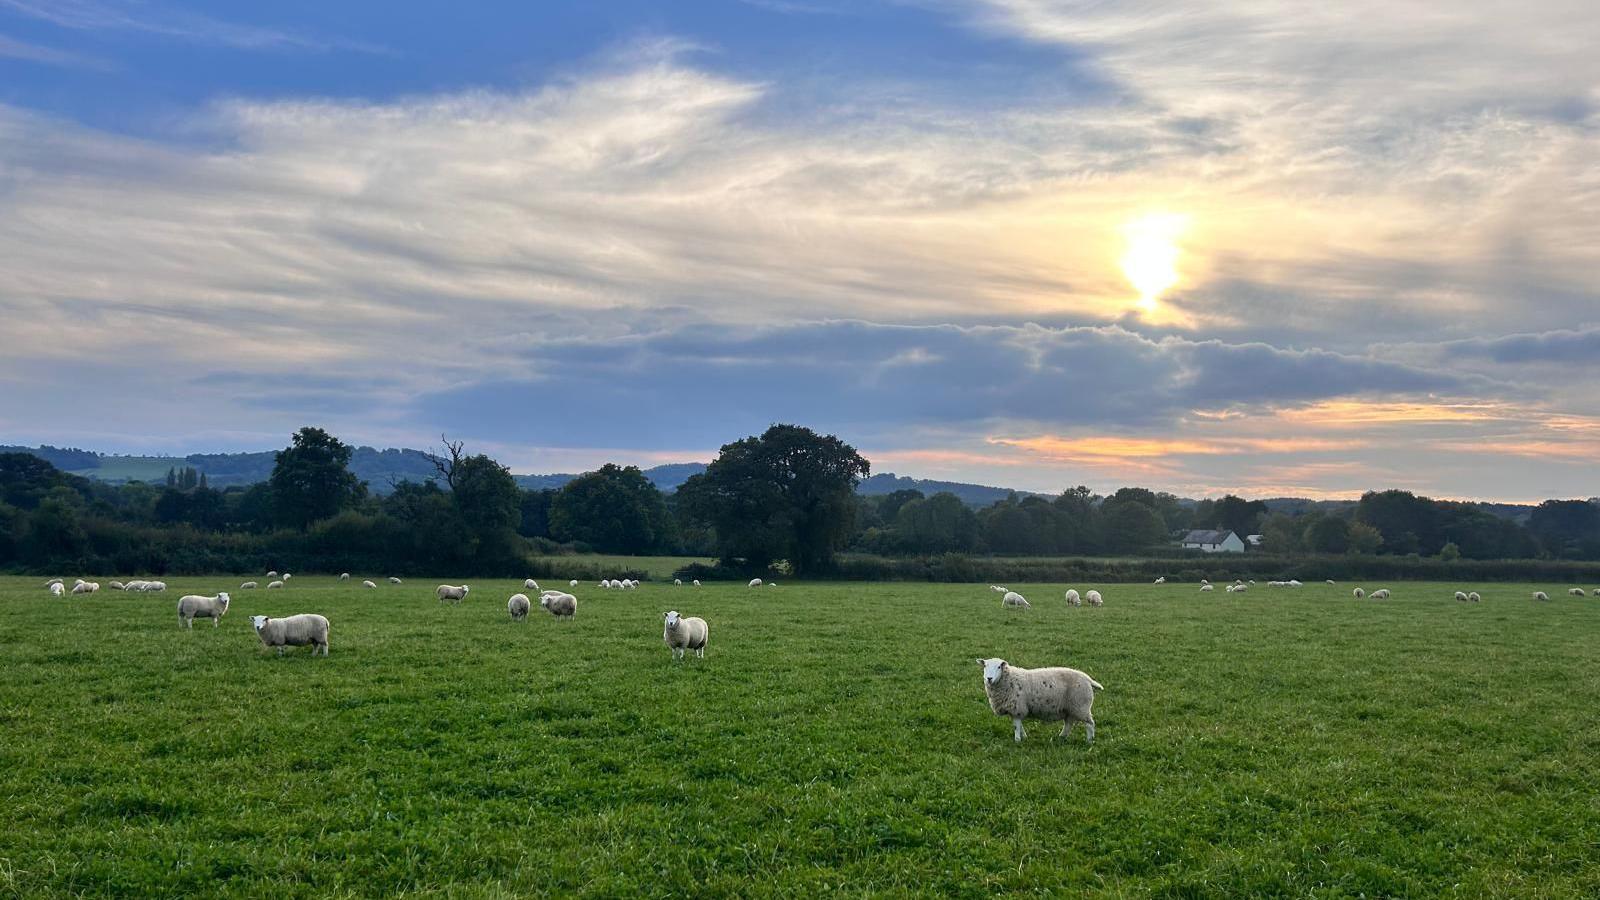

0,31,110,68
0,0,388,53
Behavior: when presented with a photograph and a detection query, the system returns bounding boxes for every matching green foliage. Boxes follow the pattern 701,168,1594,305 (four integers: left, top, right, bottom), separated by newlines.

549,464,676,555
1346,521,1384,555
1438,541,1462,562
5,576,1600,895
1303,515,1351,554
268,427,365,530
1099,500,1168,554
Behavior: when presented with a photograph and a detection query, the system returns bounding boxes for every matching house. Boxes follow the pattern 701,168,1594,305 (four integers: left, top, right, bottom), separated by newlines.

1181,529,1245,553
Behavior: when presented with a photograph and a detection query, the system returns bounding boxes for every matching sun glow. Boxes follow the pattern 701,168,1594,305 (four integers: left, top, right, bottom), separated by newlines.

1120,213,1189,309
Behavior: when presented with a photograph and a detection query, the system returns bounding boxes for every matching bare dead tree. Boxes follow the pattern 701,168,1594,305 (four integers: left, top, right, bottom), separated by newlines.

424,435,466,490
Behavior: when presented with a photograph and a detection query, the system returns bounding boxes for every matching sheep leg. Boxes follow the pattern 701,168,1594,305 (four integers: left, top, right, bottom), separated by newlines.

212,617,220,628
1058,721,1072,740
277,646,285,656
1012,718,1024,743
1083,718,1095,743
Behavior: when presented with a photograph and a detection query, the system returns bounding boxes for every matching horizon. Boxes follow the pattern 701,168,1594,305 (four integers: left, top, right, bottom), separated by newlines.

2,2,1597,504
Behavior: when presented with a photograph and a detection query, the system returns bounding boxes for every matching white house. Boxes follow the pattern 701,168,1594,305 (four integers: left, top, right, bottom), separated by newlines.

1181,529,1246,553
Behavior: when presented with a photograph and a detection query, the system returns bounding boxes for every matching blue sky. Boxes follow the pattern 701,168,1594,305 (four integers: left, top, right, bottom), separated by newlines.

1,0,1597,500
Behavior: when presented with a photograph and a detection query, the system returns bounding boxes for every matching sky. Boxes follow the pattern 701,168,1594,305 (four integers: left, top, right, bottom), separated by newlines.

0,0,1596,502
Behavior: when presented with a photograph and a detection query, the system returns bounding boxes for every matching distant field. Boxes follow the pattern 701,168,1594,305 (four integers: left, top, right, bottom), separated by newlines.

546,554,716,580
3,576,1599,896
63,456,183,483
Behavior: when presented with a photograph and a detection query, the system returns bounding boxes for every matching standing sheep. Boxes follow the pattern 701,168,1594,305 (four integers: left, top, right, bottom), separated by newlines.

436,585,470,605
1353,587,1366,599
569,579,579,587
748,578,763,588
1085,590,1103,607
540,592,577,619
1454,591,1469,602
662,610,708,660
1154,576,1165,584
108,580,125,590
524,579,540,590
976,657,1103,743
250,614,330,656
508,593,531,621
1001,591,1031,609
267,580,284,590
1467,591,1481,602
1568,588,1586,597
48,582,65,597
1533,591,1550,601
362,580,377,589
240,581,258,590
389,577,402,584
674,578,683,586
267,571,279,578
71,581,100,594
692,580,702,587
177,592,231,629
1064,589,1081,605
340,573,350,581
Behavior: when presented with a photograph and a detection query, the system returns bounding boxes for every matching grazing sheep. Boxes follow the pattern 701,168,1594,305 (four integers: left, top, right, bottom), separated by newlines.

240,581,258,590
177,592,231,629
48,582,65,597
1569,588,1586,597
692,580,702,587
267,581,285,590
123,580,147,591
108,580,125,590
1154,576,1166,584
524,579,540,590
1371,589,1391,600
990,585,1008,593
569,579,579,587
977,657,1103,743
44,578,63,588
1594,589,1600,597
625,580,639,590
1353,588,1366,599
147,581,167,592
662,610,708,660
436,584,470,605
1288,580,1303,588
674,578,683,586
282,573,292,581
1064,589,1081,605
1200,584,1215,593
1200,579,1210,586
250,614,330,657
340,573,350,581
71,581,99,595
362,580,377,589
508,593,531,621
1001,591,1031,609
1468,591,1481,602
1326,579,1336,586
540,592,577,619
748,578,763,588
1455,591,1469,602
389,577,402,584
267,571,278,578
1533,591,1550,601
1086,590,1103,607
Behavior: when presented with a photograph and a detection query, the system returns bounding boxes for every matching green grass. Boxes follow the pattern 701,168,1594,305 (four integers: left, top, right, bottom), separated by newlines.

3,576,1599,897
62,456,185,483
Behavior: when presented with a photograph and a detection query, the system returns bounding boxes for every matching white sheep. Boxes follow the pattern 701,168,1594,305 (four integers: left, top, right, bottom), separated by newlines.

540,592,577,619
177,592,231,629
1568,588,1586,597
362,580,377,589
977,657,1103,743
1593,589,1600,597
44,578,63,588
1533,591,1550,601
340,573,350,581
990,585,1008,593
1454,591,1469,602
674,578,683,586
1086,590,1103,607
662,610,708,660
49,582,65,597
267,580,284,590
625,580,638,590
1154,576,1165,584
1001,591,1031,609
267,570,278,578
524,579,540,590
71,581,99,594
600,579,612,589
693,580,702,587
1468,591,1481,602
1288,580,1303,588
569,579,579,587
1326,579,1336,586
147,581,166,592
1064,589,1081,605
123,580,147,591
282,573,292,581
240,581,258,590
389,576,402,584
1353,587,1366,599
250,614,330,656
1371,589,1391,600
108,580,125,590
748,578,763,588
1200,584,1215,593
508,593,531,621
1200,579,1209,586
436,584,470,605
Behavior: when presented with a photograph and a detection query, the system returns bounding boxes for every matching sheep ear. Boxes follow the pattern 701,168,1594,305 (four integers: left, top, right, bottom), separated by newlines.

974,658,984,665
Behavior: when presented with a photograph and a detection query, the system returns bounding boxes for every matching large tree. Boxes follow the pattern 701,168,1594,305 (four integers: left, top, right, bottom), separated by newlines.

549,464,675,555
269,427,365,530
677,424,869,575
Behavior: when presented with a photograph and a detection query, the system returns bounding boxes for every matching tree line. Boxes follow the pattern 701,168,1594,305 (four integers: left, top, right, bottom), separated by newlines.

2,424,1596,578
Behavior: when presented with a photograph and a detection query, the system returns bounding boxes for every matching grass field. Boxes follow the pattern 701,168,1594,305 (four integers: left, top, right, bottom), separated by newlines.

3,575,1599,897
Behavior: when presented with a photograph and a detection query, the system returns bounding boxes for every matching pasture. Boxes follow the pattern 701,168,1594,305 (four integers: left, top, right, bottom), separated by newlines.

2,575,1599,897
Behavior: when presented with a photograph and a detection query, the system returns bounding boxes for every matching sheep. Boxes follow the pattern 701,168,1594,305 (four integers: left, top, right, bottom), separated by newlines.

282,573,292,581
766,582,776,588
123,580,147,591
1326,579,1336,586
1568,588,1586,597
1064,589,1081,605
177,592,230,629
48,582,65,597
1154,576,1166,584
990,585,1008,593
1533,591,1550,601
240,581,258,590
1371,589,1391,600
436,584,470,605
692,580,702,587
1001,591,1031,609
540,592,577,619
1200,584,1215,593
71,581,99,594
569,579,579,587
1594,589,1600,597
1353,588,1366,599
267,581,285,590
267,570,278,578
976,657,1103,743
1455,591,1469,602
674,578,683,586
1086,590,1104,607
524,579,540,590
600,580,613,589
508,593,531,621
662,610,708,660
748,578,763,588
250,614,330,656
389,577,402,584
1288,580,1303,588
44,578,63,588
108,580,125,590
624,580,639,590
340,573,350,581
1468,591,1481,602
1200,579,1210,586
362,580,377,589
147,581,166,592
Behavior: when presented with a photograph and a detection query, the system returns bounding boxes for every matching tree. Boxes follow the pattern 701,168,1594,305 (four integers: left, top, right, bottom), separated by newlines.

1347,521,1384,555
451,453,522,558
1438,541,1461,561
1259,513,1303,555
1210,495,1268,539
549,464,675,555
1100,500,1168,554
893,492,979,554
518,489,556,539
1357,490,1443,556
268,427,365,530
1303,516,1351,554
676,425,869,575
1528,499,1600,559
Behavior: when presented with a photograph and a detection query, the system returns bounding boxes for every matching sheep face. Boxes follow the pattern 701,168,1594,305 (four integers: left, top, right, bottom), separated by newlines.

665,610,681,628
978,657,1008,685
250,615,268,631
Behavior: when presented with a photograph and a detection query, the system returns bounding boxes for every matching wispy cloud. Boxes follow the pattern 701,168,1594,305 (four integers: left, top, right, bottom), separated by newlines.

0,31,110,68
0,0,388,53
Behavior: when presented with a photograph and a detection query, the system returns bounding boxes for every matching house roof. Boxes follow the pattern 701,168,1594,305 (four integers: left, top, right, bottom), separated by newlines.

1181,529,1237,544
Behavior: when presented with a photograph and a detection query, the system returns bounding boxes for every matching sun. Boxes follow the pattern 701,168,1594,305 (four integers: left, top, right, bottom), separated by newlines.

1120,213,1189,310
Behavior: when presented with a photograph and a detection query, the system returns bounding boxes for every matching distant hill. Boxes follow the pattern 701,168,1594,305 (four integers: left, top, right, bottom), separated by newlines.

858,472,1033,507
514,463,707,494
